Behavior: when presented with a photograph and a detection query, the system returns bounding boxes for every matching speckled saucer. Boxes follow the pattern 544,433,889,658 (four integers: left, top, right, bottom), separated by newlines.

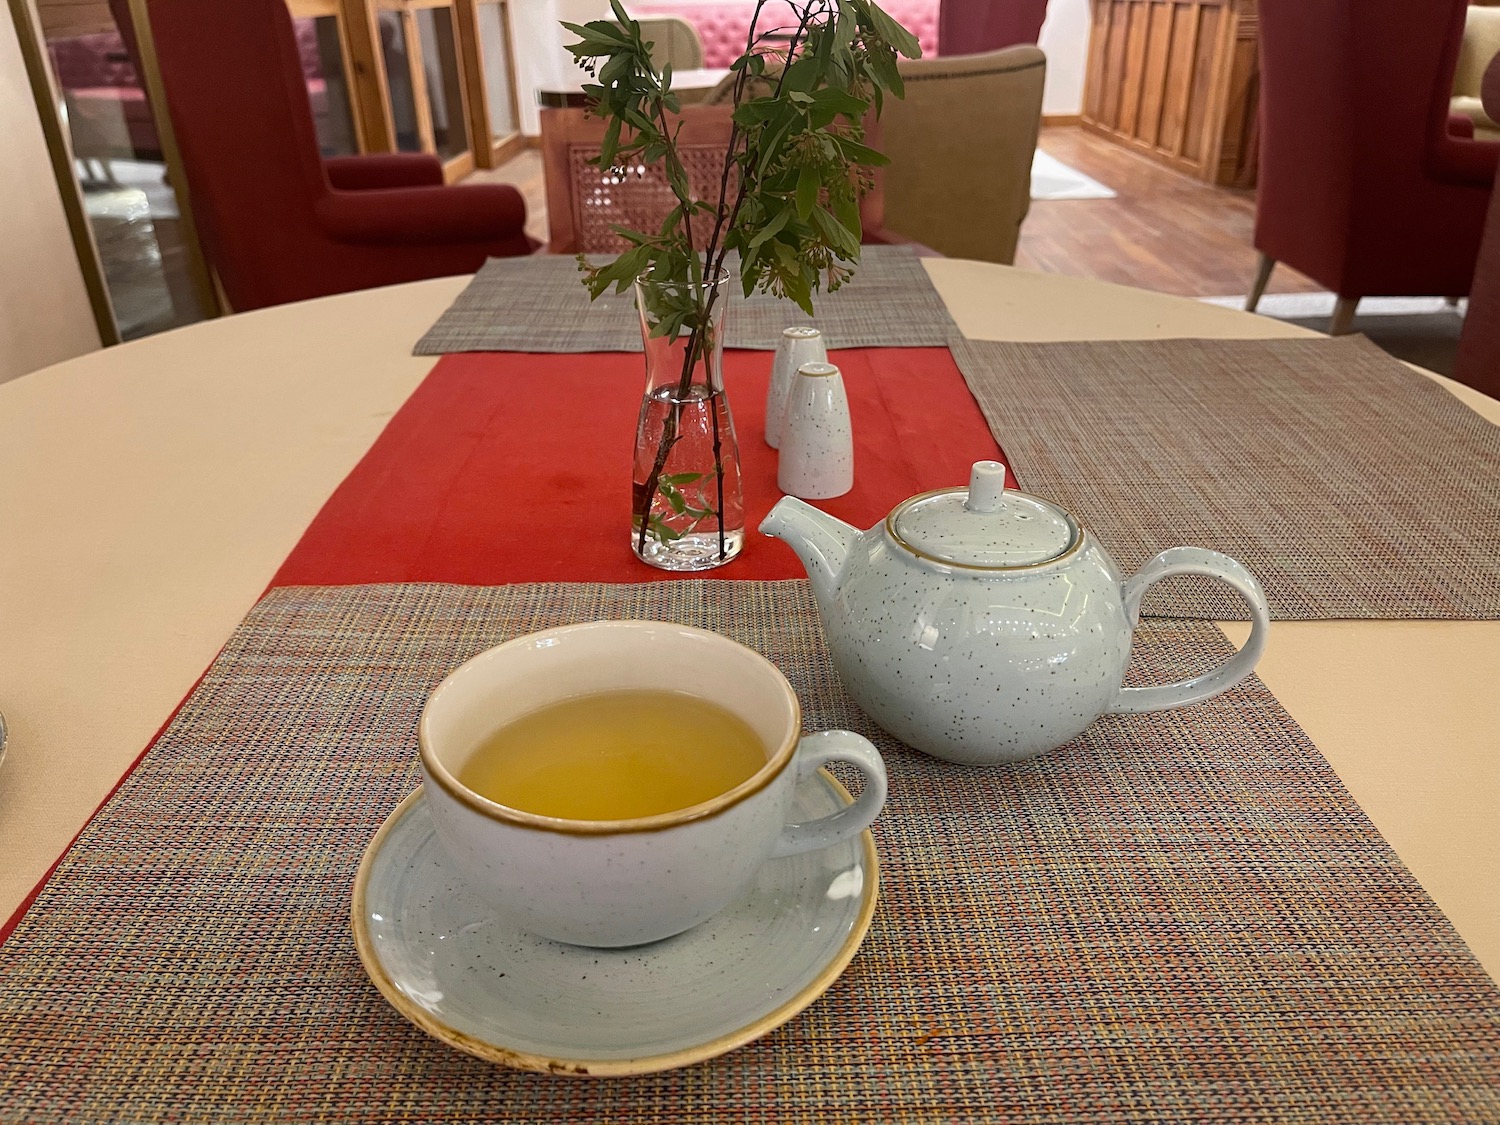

351,777,879,1076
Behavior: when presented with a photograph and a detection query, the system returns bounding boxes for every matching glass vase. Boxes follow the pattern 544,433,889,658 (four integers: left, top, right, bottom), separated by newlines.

630,268,745,570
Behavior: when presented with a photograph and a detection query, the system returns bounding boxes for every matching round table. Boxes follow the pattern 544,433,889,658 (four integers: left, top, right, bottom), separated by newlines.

3,260,1496,977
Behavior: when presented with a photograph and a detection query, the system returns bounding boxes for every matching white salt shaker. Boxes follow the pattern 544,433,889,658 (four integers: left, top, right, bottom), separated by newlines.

766,326,826,448
778,361,853,499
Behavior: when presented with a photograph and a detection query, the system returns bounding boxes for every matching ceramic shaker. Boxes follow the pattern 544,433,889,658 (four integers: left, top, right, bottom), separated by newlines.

778,361,853,499
766,326,826,448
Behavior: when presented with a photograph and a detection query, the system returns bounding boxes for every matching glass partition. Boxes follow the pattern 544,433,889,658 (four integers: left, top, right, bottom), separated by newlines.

290,13,360,156
377,8,424,152
477,0,519,148
415,5,469,163
30,0,210,339
12,0,527,354
310,0,520,176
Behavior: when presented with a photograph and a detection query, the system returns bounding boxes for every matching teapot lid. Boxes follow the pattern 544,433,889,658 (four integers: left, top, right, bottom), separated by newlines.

888,462,1079,569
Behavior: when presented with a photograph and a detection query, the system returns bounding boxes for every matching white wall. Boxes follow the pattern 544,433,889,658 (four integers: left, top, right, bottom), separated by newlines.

0,2,101,383
512,0,611,135
1038,0,1090,117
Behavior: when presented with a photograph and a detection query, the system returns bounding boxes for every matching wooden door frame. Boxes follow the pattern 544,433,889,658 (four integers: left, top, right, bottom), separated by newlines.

337,0,397,150
286,0,370,152
378,0,476,179
457,0,525,169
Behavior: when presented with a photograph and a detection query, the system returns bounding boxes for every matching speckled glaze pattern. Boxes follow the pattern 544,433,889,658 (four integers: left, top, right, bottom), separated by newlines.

778,362,854,500
761,464,1271,765
353,779,879,1075
766,327,826,448
419,620,886,946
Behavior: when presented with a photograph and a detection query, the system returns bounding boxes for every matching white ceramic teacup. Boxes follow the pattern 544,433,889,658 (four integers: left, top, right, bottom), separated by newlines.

419,620,888,948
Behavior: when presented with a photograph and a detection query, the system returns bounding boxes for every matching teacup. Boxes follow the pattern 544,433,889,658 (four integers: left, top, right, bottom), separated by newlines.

418,620,888,948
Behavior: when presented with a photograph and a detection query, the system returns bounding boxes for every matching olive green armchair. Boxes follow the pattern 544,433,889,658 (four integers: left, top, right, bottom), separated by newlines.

878,46,1046,264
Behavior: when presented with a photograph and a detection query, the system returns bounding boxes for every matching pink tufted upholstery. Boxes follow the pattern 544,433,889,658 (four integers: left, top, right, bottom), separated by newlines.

625,0,940,66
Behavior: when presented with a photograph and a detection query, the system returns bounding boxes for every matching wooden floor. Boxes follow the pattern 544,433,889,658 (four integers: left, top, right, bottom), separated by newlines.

474,126,1326,300
1020,128,1323,298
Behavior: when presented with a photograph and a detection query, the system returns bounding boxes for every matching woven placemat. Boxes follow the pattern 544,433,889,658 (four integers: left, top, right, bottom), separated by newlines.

2,581,1497,1123
951,335,1500,620
412,245,960,354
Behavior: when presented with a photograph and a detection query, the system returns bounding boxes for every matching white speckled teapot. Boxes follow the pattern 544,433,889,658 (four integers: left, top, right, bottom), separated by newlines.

760,461,1271,765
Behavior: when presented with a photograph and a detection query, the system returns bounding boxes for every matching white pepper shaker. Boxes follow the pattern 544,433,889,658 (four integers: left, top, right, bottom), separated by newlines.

778,361,853,499
766,326,826,448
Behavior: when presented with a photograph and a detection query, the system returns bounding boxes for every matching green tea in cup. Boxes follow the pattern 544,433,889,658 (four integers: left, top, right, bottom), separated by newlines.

457,689,768,820
420,620,887,946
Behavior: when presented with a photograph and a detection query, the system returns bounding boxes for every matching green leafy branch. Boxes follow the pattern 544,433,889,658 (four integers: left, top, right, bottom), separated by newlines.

563,0,920,556
563,0,920,315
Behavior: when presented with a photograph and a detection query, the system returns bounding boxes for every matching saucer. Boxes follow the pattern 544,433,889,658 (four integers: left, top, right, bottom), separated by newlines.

351,775,879,1076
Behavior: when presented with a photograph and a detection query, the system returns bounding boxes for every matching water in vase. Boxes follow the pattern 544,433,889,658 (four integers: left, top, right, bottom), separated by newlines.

631,381,745,571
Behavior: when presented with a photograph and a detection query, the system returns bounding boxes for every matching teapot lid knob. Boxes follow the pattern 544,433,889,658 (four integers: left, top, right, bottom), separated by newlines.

964,461,1008,514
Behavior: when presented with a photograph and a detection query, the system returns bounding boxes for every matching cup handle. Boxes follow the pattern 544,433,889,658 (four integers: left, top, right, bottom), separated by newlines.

768,730,887,859
1105,546,1271,715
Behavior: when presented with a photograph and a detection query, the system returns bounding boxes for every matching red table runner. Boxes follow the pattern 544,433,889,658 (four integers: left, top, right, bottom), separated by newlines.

5,345,1001,945
273,347,1007,587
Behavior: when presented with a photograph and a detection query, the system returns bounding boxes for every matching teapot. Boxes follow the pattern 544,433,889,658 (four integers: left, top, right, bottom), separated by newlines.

760,461,1271,765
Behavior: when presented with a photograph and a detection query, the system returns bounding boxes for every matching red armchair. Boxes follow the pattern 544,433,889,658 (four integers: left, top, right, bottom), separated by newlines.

1456,55,1500,393
938,0,1048,56
1247,0,1499,335
147,0,537,313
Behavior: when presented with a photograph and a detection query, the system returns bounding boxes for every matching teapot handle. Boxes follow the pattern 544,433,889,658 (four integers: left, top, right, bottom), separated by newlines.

1105,547,1271,715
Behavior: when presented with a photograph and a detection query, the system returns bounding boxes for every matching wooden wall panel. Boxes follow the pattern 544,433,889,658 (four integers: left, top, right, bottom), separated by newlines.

1082,0,1259,187
1119,1,1150,136
1160,2,1198,158
1182,4,1219,162
1101,1,1129,128
1083,0,1112,122
1136,2,1173,148
1217,4,1259,186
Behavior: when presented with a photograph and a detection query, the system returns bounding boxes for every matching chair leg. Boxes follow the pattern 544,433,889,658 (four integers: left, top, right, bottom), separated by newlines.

1330,296,1359,336
1246,254,1275,312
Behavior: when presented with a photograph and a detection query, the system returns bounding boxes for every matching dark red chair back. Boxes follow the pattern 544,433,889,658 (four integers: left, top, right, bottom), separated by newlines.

937,0,1048,56
1456,55,1500,393
1256,0,1497,300
149,0,336,307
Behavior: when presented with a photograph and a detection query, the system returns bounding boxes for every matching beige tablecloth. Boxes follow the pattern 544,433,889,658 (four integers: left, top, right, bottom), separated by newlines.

1,261,1496,980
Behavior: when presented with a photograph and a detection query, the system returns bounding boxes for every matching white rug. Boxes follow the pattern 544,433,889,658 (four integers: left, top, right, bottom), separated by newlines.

1200,293,1467,318
1200,293,1466,376
1030,149,1117,201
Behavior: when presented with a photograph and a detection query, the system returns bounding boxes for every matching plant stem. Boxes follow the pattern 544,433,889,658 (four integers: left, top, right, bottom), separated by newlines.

633,0,823,560
634,286,717,557
633,55,717,556
710,386,726,557
705,0,822,290
701,0,770,274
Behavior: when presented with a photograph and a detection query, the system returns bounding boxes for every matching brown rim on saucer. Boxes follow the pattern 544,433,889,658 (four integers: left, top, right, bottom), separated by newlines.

418,620,802,836
350,781,880,1077
884,485,1087,573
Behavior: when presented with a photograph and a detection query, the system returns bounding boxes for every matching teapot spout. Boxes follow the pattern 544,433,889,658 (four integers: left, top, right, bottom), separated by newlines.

760,497,857,608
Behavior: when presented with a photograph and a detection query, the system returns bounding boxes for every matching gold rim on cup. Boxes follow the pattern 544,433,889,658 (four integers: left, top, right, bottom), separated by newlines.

417,620,804,837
